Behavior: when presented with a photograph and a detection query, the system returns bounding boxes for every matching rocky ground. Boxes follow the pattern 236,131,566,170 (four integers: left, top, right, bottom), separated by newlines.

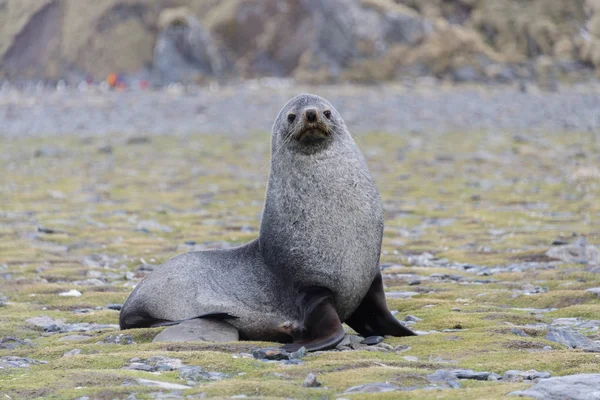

1,85,600,399
2,82,600,137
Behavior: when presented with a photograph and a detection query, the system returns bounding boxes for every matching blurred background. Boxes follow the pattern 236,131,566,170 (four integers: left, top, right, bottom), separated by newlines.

1,2,600,398
1,0,599,87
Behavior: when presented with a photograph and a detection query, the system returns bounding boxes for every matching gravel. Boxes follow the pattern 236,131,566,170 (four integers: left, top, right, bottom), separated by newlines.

1,83,600,138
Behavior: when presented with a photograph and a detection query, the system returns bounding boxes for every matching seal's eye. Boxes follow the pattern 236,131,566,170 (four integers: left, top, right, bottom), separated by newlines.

323,110,332,119
287,113,296,123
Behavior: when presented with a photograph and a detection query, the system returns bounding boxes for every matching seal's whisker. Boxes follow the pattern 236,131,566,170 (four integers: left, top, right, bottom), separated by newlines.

260,130,294,171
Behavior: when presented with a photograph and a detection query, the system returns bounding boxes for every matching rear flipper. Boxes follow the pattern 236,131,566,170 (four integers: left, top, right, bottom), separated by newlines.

120,311,238,330
345,272,416,337
281,287,346,352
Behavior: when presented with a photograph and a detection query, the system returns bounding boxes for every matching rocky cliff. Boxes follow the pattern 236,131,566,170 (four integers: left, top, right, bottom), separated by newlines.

0,0,599,84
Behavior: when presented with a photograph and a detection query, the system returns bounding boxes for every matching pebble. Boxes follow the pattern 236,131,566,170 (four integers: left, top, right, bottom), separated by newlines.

252,347,306,361
361,336,384,345
427,370,462,389
0,356,47,369
585,288,600,297
345,383,401,393
58,289,82,297
62,348,82,357
126,362,154,372
386,291,419,298
511,328,529,337
0,336,31,349
102,334,134,345
336,334,365,350
107,303,123,310
180,366,228,383
303,373,321,388
404,315,423,322
135,379,190,390
503,370,552,382
58,335,92,342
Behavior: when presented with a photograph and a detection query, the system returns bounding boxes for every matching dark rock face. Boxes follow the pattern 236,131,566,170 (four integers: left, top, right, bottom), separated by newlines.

152,7,223,85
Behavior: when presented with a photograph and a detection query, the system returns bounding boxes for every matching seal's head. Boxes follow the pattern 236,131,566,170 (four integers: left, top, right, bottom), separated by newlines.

272,93,348,154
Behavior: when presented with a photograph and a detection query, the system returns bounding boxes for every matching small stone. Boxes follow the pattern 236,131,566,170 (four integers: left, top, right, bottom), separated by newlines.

303,373,321,388
454,369,490,380
59,289,82,297
103,334,134,345
404,315,422,322
0,356,47,369
344,382,401,393
98,145,113,154
62,348,82,357
511,328,529,337
394,345,411,353
58,335,92,342
408,280,421,285
488,372,501,381
336,334,365,350
126,136,151,145
451,308,461,312
427,370,462,389
403,356,418,362
361,336,384,345
180,366,209,382
36,226,57,234
386,291,419,298
147,356,184,371
153,319,239,343
0,336,31,349
585,288,600,297
184,240,197,246
126,362,154,372
252,348,290,361
288,347,307,360
107,304,123,311
135,379,190,390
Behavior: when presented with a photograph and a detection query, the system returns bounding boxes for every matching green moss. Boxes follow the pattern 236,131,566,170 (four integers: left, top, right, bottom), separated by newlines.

1,130,599,398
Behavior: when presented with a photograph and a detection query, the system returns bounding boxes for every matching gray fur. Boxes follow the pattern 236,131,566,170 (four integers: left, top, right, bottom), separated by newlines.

260,93,383,321
120,93,383,339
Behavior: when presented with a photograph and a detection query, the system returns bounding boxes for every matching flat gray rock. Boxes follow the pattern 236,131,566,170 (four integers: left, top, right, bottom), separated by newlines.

546,242,599,265
58,335,92,342
152,319,239,343
545,328,600,352
344,383,401,393
385,291,419,298
509,373,600,399
135,379,191,390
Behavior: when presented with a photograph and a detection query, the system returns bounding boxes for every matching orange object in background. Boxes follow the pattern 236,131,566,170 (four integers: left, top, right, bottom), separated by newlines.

107,73,118,88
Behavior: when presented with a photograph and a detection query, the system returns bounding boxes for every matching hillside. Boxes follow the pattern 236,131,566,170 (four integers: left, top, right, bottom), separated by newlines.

1,0,599,84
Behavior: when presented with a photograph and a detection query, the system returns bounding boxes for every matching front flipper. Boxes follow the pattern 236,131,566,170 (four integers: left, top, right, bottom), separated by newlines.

345,273,416,337
281,287,346,352
120,311,238,330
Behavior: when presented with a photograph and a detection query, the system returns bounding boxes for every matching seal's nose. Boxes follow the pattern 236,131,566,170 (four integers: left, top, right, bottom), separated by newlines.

305,108,317,123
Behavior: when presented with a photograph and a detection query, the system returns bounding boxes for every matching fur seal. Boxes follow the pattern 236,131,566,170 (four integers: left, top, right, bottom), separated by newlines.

119,93,415,351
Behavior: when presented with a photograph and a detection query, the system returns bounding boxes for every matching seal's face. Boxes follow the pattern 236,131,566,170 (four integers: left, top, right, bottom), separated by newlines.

273,94,346,153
